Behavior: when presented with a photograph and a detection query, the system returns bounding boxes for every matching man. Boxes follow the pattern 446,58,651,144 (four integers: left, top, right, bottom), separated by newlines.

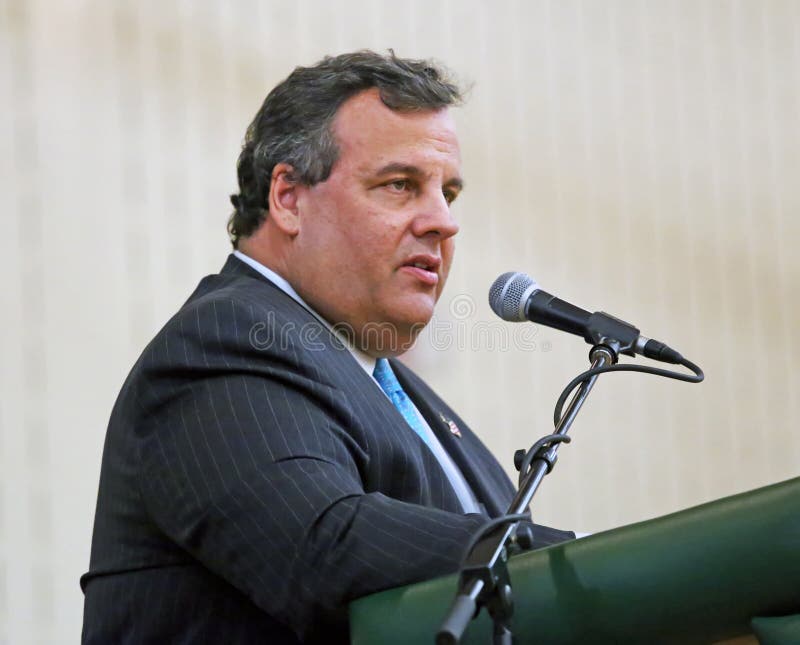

82,51,572,644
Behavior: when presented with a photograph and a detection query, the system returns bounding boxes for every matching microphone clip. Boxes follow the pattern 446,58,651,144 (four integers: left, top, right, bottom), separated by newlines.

584,312,640,359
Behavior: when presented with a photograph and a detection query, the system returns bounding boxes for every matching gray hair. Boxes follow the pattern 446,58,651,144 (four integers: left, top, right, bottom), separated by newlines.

228,50,464,247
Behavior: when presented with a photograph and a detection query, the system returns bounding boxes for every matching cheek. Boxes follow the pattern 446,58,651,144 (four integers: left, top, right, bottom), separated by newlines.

358,219,404,263
436,240,456,296
442,239,455,273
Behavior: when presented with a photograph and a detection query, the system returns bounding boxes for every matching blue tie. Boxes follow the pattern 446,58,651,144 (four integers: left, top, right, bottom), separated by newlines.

373,358,431,447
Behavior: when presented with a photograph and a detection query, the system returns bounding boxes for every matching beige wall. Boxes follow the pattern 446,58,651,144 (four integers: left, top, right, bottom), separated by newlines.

2,0,798,642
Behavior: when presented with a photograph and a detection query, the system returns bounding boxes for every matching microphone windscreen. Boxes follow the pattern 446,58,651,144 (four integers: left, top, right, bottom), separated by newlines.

488,272,539,322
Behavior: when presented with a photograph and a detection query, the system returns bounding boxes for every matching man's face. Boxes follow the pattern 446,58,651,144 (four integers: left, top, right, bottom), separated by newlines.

288,89,463,356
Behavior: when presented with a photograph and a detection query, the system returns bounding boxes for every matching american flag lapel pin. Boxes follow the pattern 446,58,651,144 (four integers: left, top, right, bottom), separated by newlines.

439,413,462,438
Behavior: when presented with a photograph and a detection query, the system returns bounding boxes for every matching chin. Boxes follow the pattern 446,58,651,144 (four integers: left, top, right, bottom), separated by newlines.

360,313,430,356
396,294,437,324
396,309,435,334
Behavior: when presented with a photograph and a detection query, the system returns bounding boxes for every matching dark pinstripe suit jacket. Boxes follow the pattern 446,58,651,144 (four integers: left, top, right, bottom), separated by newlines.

81,255,572,644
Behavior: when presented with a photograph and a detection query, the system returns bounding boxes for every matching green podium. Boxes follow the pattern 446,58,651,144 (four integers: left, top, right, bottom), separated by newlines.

350,477,800,644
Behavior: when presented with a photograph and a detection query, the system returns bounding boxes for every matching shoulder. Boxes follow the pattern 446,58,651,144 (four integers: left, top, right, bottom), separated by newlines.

115,257,363,427
132,256,349,384
165,256,325,350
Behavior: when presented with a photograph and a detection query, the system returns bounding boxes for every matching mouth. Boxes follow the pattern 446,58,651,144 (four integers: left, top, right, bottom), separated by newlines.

399,254,441,286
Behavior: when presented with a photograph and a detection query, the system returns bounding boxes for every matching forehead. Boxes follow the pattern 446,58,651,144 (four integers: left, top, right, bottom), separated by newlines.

330,89,461,172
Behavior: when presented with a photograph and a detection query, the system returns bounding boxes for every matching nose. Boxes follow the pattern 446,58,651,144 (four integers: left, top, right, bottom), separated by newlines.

412,189,460,240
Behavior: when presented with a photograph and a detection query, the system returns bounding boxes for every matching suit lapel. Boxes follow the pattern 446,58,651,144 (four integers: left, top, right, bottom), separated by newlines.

220,253,509,515
390,360,513,518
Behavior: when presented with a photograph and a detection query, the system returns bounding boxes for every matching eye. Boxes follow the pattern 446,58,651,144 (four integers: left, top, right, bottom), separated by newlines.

386,179,410,192
443,188,459,205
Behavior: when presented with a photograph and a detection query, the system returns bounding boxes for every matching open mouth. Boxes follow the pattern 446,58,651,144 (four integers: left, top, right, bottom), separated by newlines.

400,255,441,286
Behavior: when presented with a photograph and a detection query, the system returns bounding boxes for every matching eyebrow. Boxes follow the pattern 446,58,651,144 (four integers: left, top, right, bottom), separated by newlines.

374,162,465,191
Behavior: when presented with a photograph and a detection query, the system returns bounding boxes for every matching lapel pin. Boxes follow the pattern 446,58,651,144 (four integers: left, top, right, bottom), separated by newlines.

440,413,462,438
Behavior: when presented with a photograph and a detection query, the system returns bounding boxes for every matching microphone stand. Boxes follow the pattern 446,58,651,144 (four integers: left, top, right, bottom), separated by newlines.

437,344,617,645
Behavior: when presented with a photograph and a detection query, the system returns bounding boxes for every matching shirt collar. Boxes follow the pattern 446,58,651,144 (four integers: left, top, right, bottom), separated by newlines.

232,250,376,376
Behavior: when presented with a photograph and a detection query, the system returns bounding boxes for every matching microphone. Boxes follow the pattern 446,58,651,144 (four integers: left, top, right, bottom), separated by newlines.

488,271,684,364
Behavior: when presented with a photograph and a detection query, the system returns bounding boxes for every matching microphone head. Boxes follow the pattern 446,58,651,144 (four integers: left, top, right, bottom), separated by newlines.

488,272,541,322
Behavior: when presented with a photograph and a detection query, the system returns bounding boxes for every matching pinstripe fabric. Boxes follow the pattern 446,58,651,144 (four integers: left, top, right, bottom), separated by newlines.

81,255,572,644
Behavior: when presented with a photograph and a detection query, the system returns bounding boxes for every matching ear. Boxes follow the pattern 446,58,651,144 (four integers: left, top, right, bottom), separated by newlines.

267,163,301,236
